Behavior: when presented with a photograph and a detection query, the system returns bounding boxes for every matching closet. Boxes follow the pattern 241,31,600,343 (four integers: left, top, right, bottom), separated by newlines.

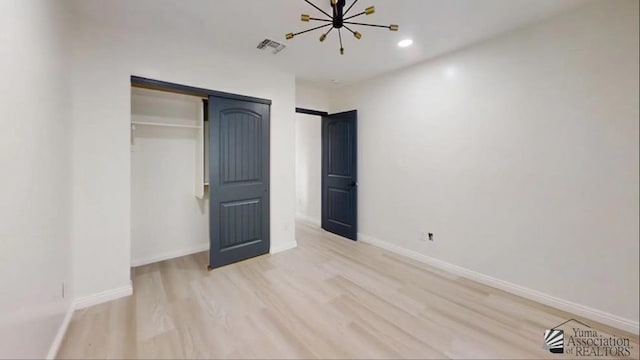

130,77,272,270
130,87,209,266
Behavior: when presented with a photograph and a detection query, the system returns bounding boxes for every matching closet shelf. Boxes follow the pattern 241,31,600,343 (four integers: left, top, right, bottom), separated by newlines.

131,121,202,129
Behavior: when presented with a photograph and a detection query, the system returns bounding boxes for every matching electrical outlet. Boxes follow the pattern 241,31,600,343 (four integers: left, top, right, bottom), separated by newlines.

428,233,434,241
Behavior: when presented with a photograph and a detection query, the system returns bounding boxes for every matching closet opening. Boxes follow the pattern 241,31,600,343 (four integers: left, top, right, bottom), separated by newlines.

130,76,272,270
130,87,210,268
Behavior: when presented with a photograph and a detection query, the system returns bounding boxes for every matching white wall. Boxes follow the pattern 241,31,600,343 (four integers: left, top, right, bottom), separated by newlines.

331,0,639,329
131,88,209,266
69,14,297,300
0,0,73,357
295,114,322,225
296,81,331,112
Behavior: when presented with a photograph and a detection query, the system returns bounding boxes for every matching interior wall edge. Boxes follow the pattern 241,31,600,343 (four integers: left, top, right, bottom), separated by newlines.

358,232,640,335
46,281,134,358
72,282,133,311
45,303,75,360
270,241,298,255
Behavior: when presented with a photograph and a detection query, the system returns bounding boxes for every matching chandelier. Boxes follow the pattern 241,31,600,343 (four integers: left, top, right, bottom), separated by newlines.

286,0,399,55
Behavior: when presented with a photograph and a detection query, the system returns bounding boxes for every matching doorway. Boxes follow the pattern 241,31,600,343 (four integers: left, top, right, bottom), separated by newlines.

295,108,358,240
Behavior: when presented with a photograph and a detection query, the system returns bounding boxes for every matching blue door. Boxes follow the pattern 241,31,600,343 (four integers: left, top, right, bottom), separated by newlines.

322,110,357,240
208,96,270,268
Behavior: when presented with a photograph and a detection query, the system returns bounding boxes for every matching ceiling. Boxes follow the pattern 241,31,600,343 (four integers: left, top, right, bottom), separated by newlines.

70,0,590,86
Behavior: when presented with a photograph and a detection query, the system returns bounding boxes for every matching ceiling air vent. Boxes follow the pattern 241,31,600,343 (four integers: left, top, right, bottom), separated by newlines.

257,39,286,54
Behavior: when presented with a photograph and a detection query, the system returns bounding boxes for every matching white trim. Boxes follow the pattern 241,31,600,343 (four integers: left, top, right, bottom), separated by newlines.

358,232,639,335
295,213,321,227
46,303,74,360
131,243,209,267
73,282,133,310
270,241,298,254
48,283,134,357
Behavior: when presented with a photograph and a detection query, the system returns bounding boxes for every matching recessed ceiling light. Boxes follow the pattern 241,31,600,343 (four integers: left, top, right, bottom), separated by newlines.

398,39,413,48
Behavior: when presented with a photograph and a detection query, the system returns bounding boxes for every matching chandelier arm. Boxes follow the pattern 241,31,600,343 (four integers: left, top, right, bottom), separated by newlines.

304,0,332,18
322,26,335,37
344,11,365,21
309,17,332,22
343,0,360,16
338,28,344,50
342,24,357,36
293,23,332,37
343,21,390,29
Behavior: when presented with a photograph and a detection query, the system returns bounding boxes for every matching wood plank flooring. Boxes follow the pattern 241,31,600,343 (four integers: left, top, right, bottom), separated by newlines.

58,222,639,359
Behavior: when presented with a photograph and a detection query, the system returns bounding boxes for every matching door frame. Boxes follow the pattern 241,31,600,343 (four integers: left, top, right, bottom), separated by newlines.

131,76,272,105
296,107,329,117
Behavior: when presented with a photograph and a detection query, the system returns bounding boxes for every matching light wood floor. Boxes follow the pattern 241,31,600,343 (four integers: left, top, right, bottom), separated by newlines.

58,222,638,359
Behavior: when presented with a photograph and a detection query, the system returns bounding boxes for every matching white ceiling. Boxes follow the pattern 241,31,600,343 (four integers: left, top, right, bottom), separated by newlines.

70,0,590,86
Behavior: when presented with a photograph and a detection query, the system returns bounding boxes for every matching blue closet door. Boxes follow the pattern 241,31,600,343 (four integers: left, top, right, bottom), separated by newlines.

208,96,270,268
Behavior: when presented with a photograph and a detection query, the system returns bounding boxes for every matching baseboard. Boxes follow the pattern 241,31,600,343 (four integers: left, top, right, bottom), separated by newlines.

270,241,298,254
131,243,209,267
47,283,133,357
73,282,133,310
295,213,321,227
358,232,639,335
46,303,75,360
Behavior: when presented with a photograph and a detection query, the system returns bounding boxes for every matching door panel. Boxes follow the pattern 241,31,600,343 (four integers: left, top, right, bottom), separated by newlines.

220,198,262,249
322,110,357,240
327,187,352,225
209,96,270,268
220,110,262,184
328,121,352,176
